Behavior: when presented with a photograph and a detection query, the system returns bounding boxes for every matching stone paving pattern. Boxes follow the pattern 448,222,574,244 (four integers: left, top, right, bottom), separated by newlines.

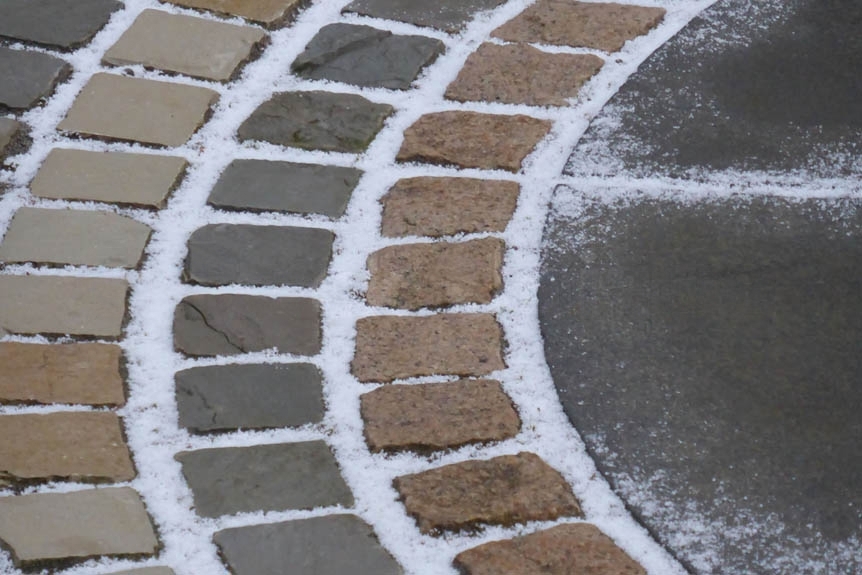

0,0,672,572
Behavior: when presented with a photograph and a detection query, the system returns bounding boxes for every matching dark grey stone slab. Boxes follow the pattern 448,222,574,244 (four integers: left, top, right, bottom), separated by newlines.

0,48,71,110
214,515,402,575
343,0,507,33
0,0,122,50
184,224,334,287
238,91,393,153
177,442,354,517
292,23,444,90
0,118,22,159
539,192,862,574
175,363,324,433
173,295,321,357
567,0,862,178
208,160,362,218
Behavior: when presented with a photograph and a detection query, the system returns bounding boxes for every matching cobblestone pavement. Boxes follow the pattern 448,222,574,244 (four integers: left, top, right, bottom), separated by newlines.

1,1,709,574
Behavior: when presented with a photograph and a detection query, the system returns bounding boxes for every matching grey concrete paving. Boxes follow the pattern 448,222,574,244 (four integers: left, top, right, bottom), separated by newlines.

0,47,71,110
0,0,122,50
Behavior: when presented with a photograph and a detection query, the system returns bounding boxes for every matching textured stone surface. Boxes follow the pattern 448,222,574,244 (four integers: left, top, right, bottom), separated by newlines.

208,160,362,218
397,112,551,172
446,43,603,107
361,379,520,452
343,0,507,33
0,118,22,158
105,569,175,575
0,208,152,268
0,0,122,50
292,23,444,90
176,363,324,433
215,515,402,575
394,453,581,534
238,91,393,153
104,10,266,82
454,523,646,575
380,177,519,238
58,74,218,147
0,276,128,337
173,294,321,357
0,487,158,568
0,342,125,406
0,412,135,485
366,238,505,310
161,0,305,27
352,313,505,383
492,1,665,52
177,442,353,517
0,47,71,110
30,149,187,208
184,224,333,287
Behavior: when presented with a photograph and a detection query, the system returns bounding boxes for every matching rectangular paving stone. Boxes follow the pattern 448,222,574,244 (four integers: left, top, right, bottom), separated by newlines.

352,313,505,383
173,294,321,357
492,1,666,53
161,0,305,28
0,47,71,110
0,487,158,568
104,10,267,82
58,73,218,147
292,23,444,90
184,224,333,287
215,515,402,575
177,441,353,517
361,379,520,453
366,238,504,310
343,0,507,33
0,342,125,406
208,160,362,218
446,43,603,107
397,111,551,173
176,363,324,433
0,0,122,50
0,275,128,337
0,207,152,268
393,452,582,534
30,149,187,208
0,412,135,486
454,523,646,575
238,91,393,153
380,177,519,238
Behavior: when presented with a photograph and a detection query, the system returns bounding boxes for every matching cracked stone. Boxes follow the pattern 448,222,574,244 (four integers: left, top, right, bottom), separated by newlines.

184,224,333,287
208,160,362,218
454,523,646,575
0,0,123,50
30,149,187,208
343,0,507,33
160,0,306,28
0,275,128,337
394,452,582,534
492,1,666,52
0,208,152,268
0,412,135,486
177,441,353,517
0,487,158,568
380,177,519,238
103,9,267,82
445,43,603,107
366,237,505,310
238,91,393,153
0,47,71,110
173,294,321,357
292,23,444,90
176,363,324,433
352,313,505,383
215,515,402,575
58,73,218,147
0,342,125,406
397,111,551,172
361,379,520,452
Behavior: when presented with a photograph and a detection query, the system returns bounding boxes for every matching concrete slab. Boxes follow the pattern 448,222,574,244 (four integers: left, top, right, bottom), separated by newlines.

0,47,71,110
0,0,122,50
